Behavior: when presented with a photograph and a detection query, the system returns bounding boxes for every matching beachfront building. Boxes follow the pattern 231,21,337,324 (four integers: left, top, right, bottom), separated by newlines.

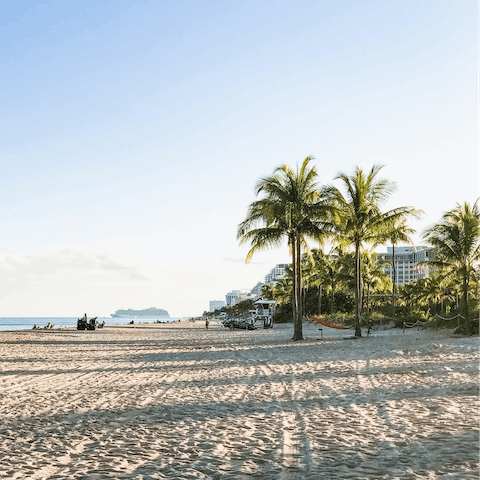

379,246,432,285
225,290,241,306
225,289,254,306
264,264,289,285
223,264,287,308
209,300,226,312
250,282,264,298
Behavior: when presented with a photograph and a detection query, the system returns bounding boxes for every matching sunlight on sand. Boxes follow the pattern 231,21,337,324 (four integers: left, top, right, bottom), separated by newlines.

0,322,478,479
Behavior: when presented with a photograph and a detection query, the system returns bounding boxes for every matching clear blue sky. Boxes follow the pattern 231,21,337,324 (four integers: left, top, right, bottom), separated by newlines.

0,1,477,316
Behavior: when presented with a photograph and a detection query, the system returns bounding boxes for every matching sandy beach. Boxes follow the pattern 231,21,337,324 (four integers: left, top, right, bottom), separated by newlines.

0,321,478,479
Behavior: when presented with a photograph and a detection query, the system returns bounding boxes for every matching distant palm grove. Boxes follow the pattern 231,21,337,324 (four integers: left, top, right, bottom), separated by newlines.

237,158,479,340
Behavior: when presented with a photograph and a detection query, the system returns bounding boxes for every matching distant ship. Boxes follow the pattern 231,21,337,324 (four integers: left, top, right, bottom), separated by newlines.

111,307,170,318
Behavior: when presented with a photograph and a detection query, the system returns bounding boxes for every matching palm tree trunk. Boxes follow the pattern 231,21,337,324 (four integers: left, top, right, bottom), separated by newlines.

304,286,307,318
318,285,322,315
304,286,307,317
392,244,396,315
367,284,370,312
299,241,303,324
354,242,362,337
463,274,471,335
293,234,303,340
291,236,298,327
330,286,334,315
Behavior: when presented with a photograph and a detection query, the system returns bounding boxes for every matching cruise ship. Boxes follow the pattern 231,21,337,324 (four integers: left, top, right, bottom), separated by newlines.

111,308,170,318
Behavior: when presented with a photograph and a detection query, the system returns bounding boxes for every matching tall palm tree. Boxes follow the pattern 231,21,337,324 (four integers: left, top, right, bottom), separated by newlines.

237,157,330,340
325,165,420,337
384,219,417,315
423,201,480,335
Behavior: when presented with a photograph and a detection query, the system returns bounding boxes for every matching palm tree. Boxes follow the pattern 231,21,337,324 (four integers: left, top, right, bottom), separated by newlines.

325,165,420,337
302,249,331,315
261,283,275,301
237,157,330,340
361,251,391,313
316,251,342,315
384,219,417,315
399,280,420,312
423,201,480,335
335,250,391,313
415,274,444,315
274,276,294,305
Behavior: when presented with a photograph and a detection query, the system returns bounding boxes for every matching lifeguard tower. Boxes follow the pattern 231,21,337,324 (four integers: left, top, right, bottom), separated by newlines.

253,300,276,328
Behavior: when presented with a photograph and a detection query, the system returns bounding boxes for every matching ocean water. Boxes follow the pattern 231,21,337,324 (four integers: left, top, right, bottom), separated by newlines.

0,316,181,332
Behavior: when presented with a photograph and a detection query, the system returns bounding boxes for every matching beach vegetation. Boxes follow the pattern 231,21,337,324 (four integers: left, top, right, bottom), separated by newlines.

324,165,421,336
381,218,417,315
238,161,476,335
422,200,480,335
237,156,331,340
302,248,342,315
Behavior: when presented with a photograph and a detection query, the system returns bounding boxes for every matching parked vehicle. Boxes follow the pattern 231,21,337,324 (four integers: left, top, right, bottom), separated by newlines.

221,317,256,331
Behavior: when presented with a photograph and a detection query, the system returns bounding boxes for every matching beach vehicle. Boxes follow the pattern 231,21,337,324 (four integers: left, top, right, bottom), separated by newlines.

221,317,256,331
77,316,97,330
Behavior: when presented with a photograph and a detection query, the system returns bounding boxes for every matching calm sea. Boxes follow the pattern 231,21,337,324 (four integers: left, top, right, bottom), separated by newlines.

0,316,181,332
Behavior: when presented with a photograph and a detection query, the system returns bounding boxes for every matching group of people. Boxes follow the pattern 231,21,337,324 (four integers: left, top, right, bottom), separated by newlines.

32,322,54,329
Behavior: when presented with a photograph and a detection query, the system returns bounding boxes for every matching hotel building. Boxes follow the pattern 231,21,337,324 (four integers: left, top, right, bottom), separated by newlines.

379,246,432,285
264,264,289,285
209,300,226,312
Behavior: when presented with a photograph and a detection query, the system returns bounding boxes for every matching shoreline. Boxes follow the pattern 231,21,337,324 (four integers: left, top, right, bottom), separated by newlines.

1,318,470,337
0,316,184,333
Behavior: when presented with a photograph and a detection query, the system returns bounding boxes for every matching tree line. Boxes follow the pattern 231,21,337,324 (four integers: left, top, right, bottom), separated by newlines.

237,158,479,339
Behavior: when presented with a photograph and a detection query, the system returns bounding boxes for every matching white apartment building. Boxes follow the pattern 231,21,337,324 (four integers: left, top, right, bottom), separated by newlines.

250,282,264,298
225,290,253,307
209,300,226,312
264,264,289,285
225,290,241,306
379,246,432,285
223,264,288,309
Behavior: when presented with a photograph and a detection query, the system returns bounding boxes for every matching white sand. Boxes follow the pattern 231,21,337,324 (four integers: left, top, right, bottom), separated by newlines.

0,321,478,479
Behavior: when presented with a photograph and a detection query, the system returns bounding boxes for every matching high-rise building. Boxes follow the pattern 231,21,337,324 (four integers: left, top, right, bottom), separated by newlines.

264,264,289,285
250,282,264,298
223,264,288,309
225,290,241,306
209,300,226,312
379,246,432,285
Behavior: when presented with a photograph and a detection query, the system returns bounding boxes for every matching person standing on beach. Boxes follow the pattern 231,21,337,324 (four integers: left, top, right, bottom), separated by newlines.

205,318,209,329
